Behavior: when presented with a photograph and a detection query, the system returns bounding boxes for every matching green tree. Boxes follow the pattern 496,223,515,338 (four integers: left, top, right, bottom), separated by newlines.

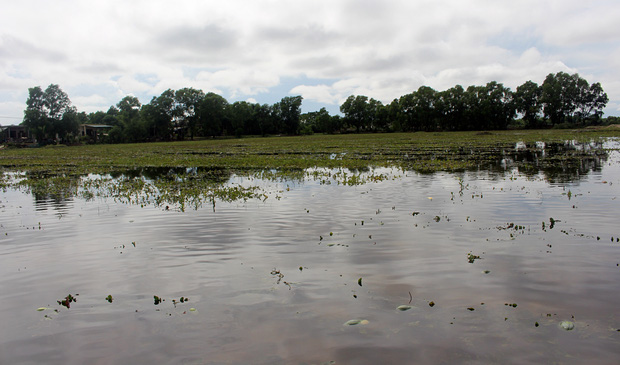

397,87,439,132
174,88,205,140
514,80,543,128
301,108,330,134
23,86,47,141
540,72,607,126
198,92,229,137
252,103,276,136
117,96,141,116
541,72,575,126
228,101,253,137
22,84,78,143
114,95,146,143
273,96,303,135
340,95,381,132
366,98,385,132
575,81,608,124
464,82,514,130
437,85,466,131
404,86,439,132
142,90,174,141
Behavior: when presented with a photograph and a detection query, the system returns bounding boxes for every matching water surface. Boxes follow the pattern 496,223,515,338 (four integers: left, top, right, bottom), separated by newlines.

1,141,620,364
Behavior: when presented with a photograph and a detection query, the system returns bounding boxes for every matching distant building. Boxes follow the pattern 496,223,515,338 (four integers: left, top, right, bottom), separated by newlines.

0,125,30,143
80,124,113,142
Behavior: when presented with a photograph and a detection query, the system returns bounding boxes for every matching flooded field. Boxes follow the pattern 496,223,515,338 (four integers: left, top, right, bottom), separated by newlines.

1,139,620,364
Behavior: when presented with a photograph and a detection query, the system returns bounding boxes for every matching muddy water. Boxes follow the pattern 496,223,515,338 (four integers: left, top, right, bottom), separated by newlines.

1,144,620,364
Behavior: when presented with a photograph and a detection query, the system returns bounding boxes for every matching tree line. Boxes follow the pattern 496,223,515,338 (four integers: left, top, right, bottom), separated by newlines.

21,71,609,144
330,72,609,134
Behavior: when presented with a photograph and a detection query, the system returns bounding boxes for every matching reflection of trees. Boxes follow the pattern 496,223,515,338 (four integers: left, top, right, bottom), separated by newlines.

10,139,614,208
498,140,608,183
404,139,611,184
18,173,80,211
111,167,232,185
16,168,240,212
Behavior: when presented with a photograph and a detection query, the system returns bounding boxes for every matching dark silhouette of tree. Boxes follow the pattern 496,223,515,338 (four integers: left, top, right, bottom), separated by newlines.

198,92,228,137
514,80,543,128
22,84,78,144
541,72,608,126
273,96,303,135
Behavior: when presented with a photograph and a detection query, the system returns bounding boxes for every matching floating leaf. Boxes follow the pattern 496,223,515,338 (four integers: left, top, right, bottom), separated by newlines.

189,308,196,312
106,295,113,303
344,319,369,326
37,307,47,311
358,278,362,286
397,305,412,311
560,321,575,330
57,294,77,309
344,319,362,326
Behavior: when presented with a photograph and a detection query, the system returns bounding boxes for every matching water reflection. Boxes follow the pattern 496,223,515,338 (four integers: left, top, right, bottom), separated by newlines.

498,140,609,183
3,140,615,209
1,142,619,364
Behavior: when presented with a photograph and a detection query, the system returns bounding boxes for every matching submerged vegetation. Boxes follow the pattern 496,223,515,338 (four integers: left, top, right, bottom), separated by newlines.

1,130,619,209
4,129,620,364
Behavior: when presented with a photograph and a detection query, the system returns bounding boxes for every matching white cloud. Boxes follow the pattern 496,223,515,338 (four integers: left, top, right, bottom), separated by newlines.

0,0,618,119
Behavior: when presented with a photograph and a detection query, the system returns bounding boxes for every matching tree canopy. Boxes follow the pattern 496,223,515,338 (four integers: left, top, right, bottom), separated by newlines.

22,84,78,143
20,72,610,144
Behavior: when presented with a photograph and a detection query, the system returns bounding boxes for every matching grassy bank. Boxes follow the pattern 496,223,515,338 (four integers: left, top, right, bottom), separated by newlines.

1,129,620,174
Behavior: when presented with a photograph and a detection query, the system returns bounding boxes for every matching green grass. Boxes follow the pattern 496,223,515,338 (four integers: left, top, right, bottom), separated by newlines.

2,129,619,174
2,129,619,210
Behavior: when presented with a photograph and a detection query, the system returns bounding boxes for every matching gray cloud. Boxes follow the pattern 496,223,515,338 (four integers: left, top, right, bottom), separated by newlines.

0,0,618,117
0,35,66,63
153,24,240,64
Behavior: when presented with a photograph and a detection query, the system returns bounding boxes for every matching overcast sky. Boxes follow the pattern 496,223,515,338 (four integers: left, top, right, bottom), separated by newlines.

1,0,619,125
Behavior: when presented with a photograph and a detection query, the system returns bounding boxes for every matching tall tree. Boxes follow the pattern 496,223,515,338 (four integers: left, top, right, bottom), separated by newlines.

575,81,608,124
340,95,380,132
142,90,174,141
539,72,607,126
252,103,276,136
273,96,303,135
437,85,466,131
514,80,543,128
22,84,77,143
465,82,514,130
408,86,439,131
174,88,205,140
198,92,229,137
111,95,145,143
23,86,47,141
228,101,253,137
541,72,575,125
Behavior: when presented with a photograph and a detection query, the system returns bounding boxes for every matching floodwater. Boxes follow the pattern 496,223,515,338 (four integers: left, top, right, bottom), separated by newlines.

1,141,620,364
